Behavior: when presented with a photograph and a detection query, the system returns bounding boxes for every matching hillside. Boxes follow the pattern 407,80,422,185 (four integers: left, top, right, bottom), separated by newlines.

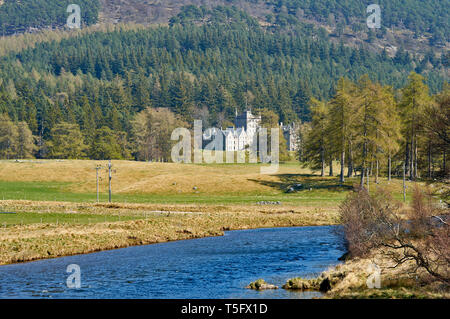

98,0,450,56
0,3,447,164
0,0,449,56
0,159,410,205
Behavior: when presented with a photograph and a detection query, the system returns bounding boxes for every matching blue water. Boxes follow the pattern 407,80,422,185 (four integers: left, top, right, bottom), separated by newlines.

0,226,345,299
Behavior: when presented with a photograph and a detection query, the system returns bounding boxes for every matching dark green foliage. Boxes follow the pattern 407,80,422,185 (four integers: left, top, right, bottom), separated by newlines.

0,5,447,160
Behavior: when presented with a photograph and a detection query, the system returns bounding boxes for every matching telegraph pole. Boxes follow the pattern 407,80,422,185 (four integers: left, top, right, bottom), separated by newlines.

108,160,112,203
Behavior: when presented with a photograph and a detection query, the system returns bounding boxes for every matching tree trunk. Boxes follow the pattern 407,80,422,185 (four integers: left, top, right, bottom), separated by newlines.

329,158,333,176
360,166,365,187
321,147,325,177
347,141,353,178
428,142,432,179
388,155,392,181
360,109,368,187
444,149,447,177
340,150,345,183
366,168,370,192
414,143,418,179
410,98,415,180
375,159,379,184
403,162,406,202
360,143,367,187
409,138,414,180
405,142,410,177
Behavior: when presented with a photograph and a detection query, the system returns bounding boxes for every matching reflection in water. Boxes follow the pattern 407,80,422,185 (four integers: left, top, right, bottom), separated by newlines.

0,226,345,299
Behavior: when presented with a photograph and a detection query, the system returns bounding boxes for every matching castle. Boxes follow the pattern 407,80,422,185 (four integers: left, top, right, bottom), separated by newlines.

202,110,298,152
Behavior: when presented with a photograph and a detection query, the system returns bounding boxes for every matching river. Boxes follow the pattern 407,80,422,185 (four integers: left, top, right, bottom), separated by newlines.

0,225,345,299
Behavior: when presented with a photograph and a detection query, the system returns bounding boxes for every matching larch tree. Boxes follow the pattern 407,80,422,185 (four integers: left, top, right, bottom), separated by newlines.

302,98,330,176
328,77,356,183
16,121,36,159
48,122,86,159
353,75,383,187
399,72,432,180
0,114,18,159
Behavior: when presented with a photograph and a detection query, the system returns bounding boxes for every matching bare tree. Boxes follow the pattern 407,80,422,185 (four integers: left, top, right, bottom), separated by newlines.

340,186,449,284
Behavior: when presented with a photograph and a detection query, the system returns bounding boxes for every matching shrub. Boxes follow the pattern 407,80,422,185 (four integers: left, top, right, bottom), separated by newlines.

339,185,449,284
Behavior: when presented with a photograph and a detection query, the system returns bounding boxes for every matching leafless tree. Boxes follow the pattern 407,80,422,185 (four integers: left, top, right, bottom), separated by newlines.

340,186,449,284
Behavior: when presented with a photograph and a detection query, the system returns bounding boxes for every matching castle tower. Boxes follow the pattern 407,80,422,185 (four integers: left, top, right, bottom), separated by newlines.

235,110,261,149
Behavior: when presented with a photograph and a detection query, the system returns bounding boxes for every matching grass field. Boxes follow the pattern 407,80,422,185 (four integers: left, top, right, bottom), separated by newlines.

0,159,414,206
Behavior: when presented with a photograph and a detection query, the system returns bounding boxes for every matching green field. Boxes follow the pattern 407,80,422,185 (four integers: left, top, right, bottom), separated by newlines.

0,178,413,205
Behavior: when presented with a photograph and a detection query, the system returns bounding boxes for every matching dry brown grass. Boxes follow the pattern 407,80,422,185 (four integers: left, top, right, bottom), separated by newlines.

320,246,450,298
0,160,316,195
0,199,339,216
283,245,450,298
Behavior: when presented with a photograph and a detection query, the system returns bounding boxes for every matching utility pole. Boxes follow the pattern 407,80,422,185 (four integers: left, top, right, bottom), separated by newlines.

95,165,101,203
108,160,112,203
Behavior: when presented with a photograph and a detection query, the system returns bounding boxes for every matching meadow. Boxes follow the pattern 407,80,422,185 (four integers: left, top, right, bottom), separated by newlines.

0,159,413,206
0,159,419,264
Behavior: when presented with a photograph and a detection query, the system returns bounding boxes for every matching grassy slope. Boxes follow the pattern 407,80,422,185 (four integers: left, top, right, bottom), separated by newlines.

0,160,413,206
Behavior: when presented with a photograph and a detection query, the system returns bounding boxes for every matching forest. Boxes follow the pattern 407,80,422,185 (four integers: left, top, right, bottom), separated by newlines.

0,6,448,179
0,1,448,45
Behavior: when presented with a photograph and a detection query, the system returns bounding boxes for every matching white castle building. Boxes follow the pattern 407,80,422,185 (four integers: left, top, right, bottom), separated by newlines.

202,110,299,152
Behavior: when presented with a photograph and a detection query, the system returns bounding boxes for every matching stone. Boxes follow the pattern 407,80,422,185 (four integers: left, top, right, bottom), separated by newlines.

246,279,278,290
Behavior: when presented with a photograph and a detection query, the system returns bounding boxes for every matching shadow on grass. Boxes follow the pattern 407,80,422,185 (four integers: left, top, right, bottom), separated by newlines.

249,174,355,193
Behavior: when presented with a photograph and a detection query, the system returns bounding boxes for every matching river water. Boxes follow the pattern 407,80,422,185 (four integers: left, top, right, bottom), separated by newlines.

0,226,345,299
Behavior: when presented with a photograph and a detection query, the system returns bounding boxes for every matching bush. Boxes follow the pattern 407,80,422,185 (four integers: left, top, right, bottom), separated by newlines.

339,186,449,284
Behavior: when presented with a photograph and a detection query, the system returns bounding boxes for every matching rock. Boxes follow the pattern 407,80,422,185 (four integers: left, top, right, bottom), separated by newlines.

282,277,319,290
286,184,303,193
282,277,325,291
338,251,350,261
319,277,332,292
246,279,278,290
257,201,282,205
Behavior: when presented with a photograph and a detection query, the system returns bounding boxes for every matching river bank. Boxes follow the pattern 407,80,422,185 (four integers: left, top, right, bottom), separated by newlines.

0,200,339,265
282,246,450,299
0,226,345,298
